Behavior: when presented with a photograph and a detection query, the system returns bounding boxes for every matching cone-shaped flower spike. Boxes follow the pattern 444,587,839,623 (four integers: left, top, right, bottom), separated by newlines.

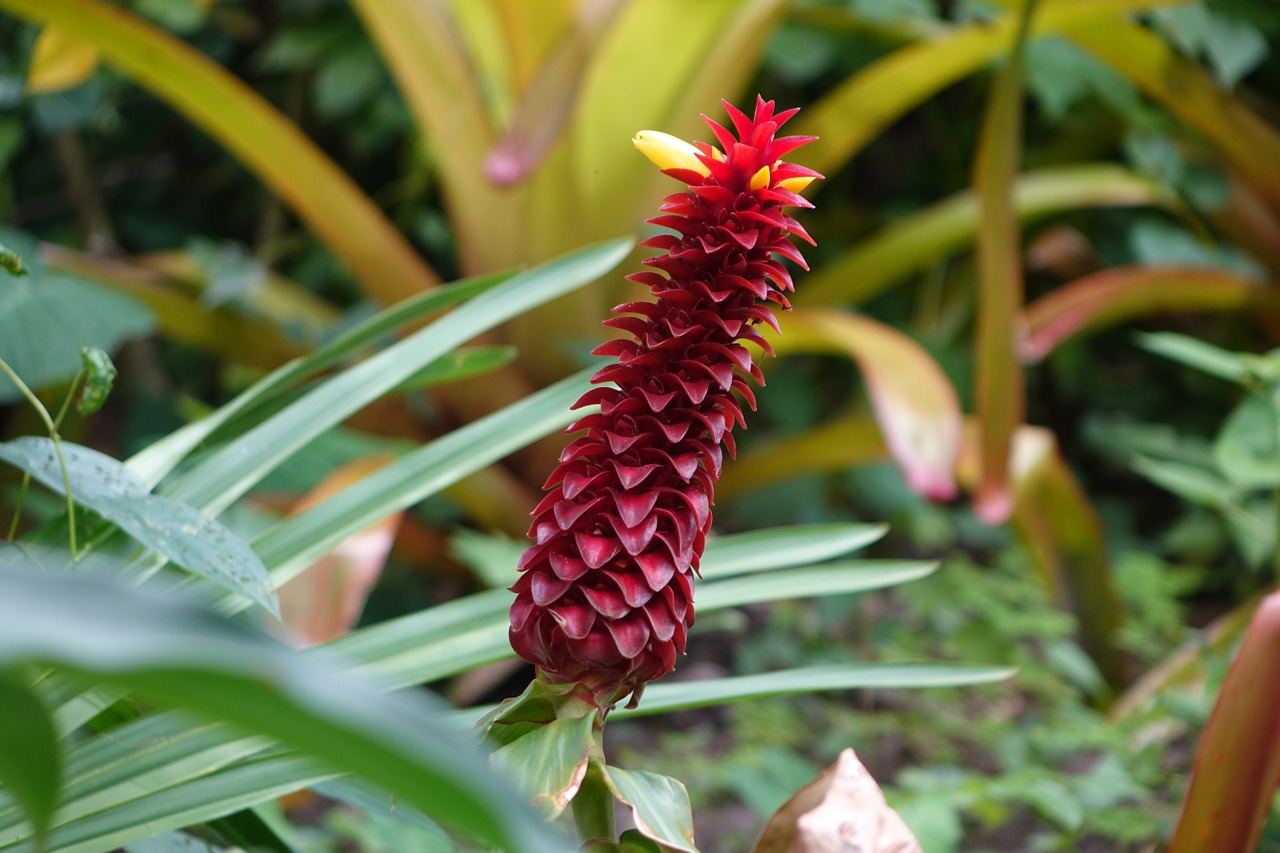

509,97,822,707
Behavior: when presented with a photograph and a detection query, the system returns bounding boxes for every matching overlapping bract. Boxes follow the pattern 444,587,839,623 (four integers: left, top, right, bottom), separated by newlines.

509,97,821,704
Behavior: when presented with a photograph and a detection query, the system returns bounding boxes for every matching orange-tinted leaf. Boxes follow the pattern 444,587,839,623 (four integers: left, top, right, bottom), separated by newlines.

277,455,403,647
753,749,922,853
1020,267,1262,363
1167,591,1280,853
2,0,439,304
26,25,100,93
772,309,962,501
798,164,1172,308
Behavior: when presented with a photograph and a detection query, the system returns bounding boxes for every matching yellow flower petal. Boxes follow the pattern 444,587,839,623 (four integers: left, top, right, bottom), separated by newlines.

633,130,711,176
778,176,816,194
749,166,771,191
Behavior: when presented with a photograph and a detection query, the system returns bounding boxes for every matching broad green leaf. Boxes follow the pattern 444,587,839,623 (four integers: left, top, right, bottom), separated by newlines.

163,238,631,517
0,438,279,618
1214,394,1280,489
796,165,1173,308
0,0,440,304
0,673,60,844
0,273,152,404
0,568,567,853
25,25,100,93
602,767,697,853
491,714,596,820
770,310,962,501
970,0,1036,525
612,664,1016,719
1167,591,1280,853
1131,456,1241,507
1020,268,1259,362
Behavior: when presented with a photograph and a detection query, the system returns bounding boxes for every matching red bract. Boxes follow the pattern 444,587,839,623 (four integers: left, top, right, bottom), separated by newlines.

509,97,821,705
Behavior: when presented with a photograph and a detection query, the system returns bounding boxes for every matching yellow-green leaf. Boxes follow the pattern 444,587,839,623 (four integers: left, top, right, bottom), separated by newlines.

26,24,100,93
1,0,439,305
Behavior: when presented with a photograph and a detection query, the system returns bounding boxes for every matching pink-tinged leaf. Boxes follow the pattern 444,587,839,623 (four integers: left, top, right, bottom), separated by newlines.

753,749,922,853
484,0,625,186
1019,267,1262,363
770,309,962,501
1066,21,1280,215
975,425,1129,689
969,0,1037,525
277,455,403,647
1168,590,1280,853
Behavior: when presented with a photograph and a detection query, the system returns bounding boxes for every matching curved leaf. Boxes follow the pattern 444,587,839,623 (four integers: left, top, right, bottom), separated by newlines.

0,0,439,303
0,567,568,853
25,25,99,93
717,415,886,501
1020,267,1261,362
797,165,1173,308
771,310,962,501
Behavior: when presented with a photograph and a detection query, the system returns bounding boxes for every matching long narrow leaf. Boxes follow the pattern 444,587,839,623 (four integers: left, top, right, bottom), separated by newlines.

970,0,1037,524
716,415,887,501
1019,267,1261,362
0,0,439,304
797,165,1172,307
164,238,632,516
0,568,567,853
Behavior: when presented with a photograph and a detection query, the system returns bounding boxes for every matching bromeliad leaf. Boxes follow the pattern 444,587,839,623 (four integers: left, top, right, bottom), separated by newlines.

0,437,278,617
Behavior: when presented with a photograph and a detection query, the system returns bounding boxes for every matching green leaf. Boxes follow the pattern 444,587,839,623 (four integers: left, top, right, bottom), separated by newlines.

1214,394,1280,489
699,523,887,580
612,664,1017,719
186,238,266,309
1131,455,1240,507
392,345,518,394
124,269,513,490
0,567,568,853
601,767,697,853
163,238,632,517
1136,332,1253,383
694,561,937,611
0,438,279,618
0,0,441,304
0,273,152,404
491,714,596,820
127,831,229,853
75,347,116,416
0,672,61,845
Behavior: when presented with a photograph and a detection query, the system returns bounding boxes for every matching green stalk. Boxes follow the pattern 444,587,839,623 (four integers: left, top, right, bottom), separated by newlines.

0,359,79,554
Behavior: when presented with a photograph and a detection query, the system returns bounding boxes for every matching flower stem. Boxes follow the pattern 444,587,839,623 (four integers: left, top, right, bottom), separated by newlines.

0,358,79,554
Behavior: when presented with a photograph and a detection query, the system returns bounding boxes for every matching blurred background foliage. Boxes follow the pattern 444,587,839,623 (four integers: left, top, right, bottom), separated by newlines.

2,0,1280,850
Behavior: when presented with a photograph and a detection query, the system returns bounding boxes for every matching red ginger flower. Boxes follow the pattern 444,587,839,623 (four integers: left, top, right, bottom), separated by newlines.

509,97,821,705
